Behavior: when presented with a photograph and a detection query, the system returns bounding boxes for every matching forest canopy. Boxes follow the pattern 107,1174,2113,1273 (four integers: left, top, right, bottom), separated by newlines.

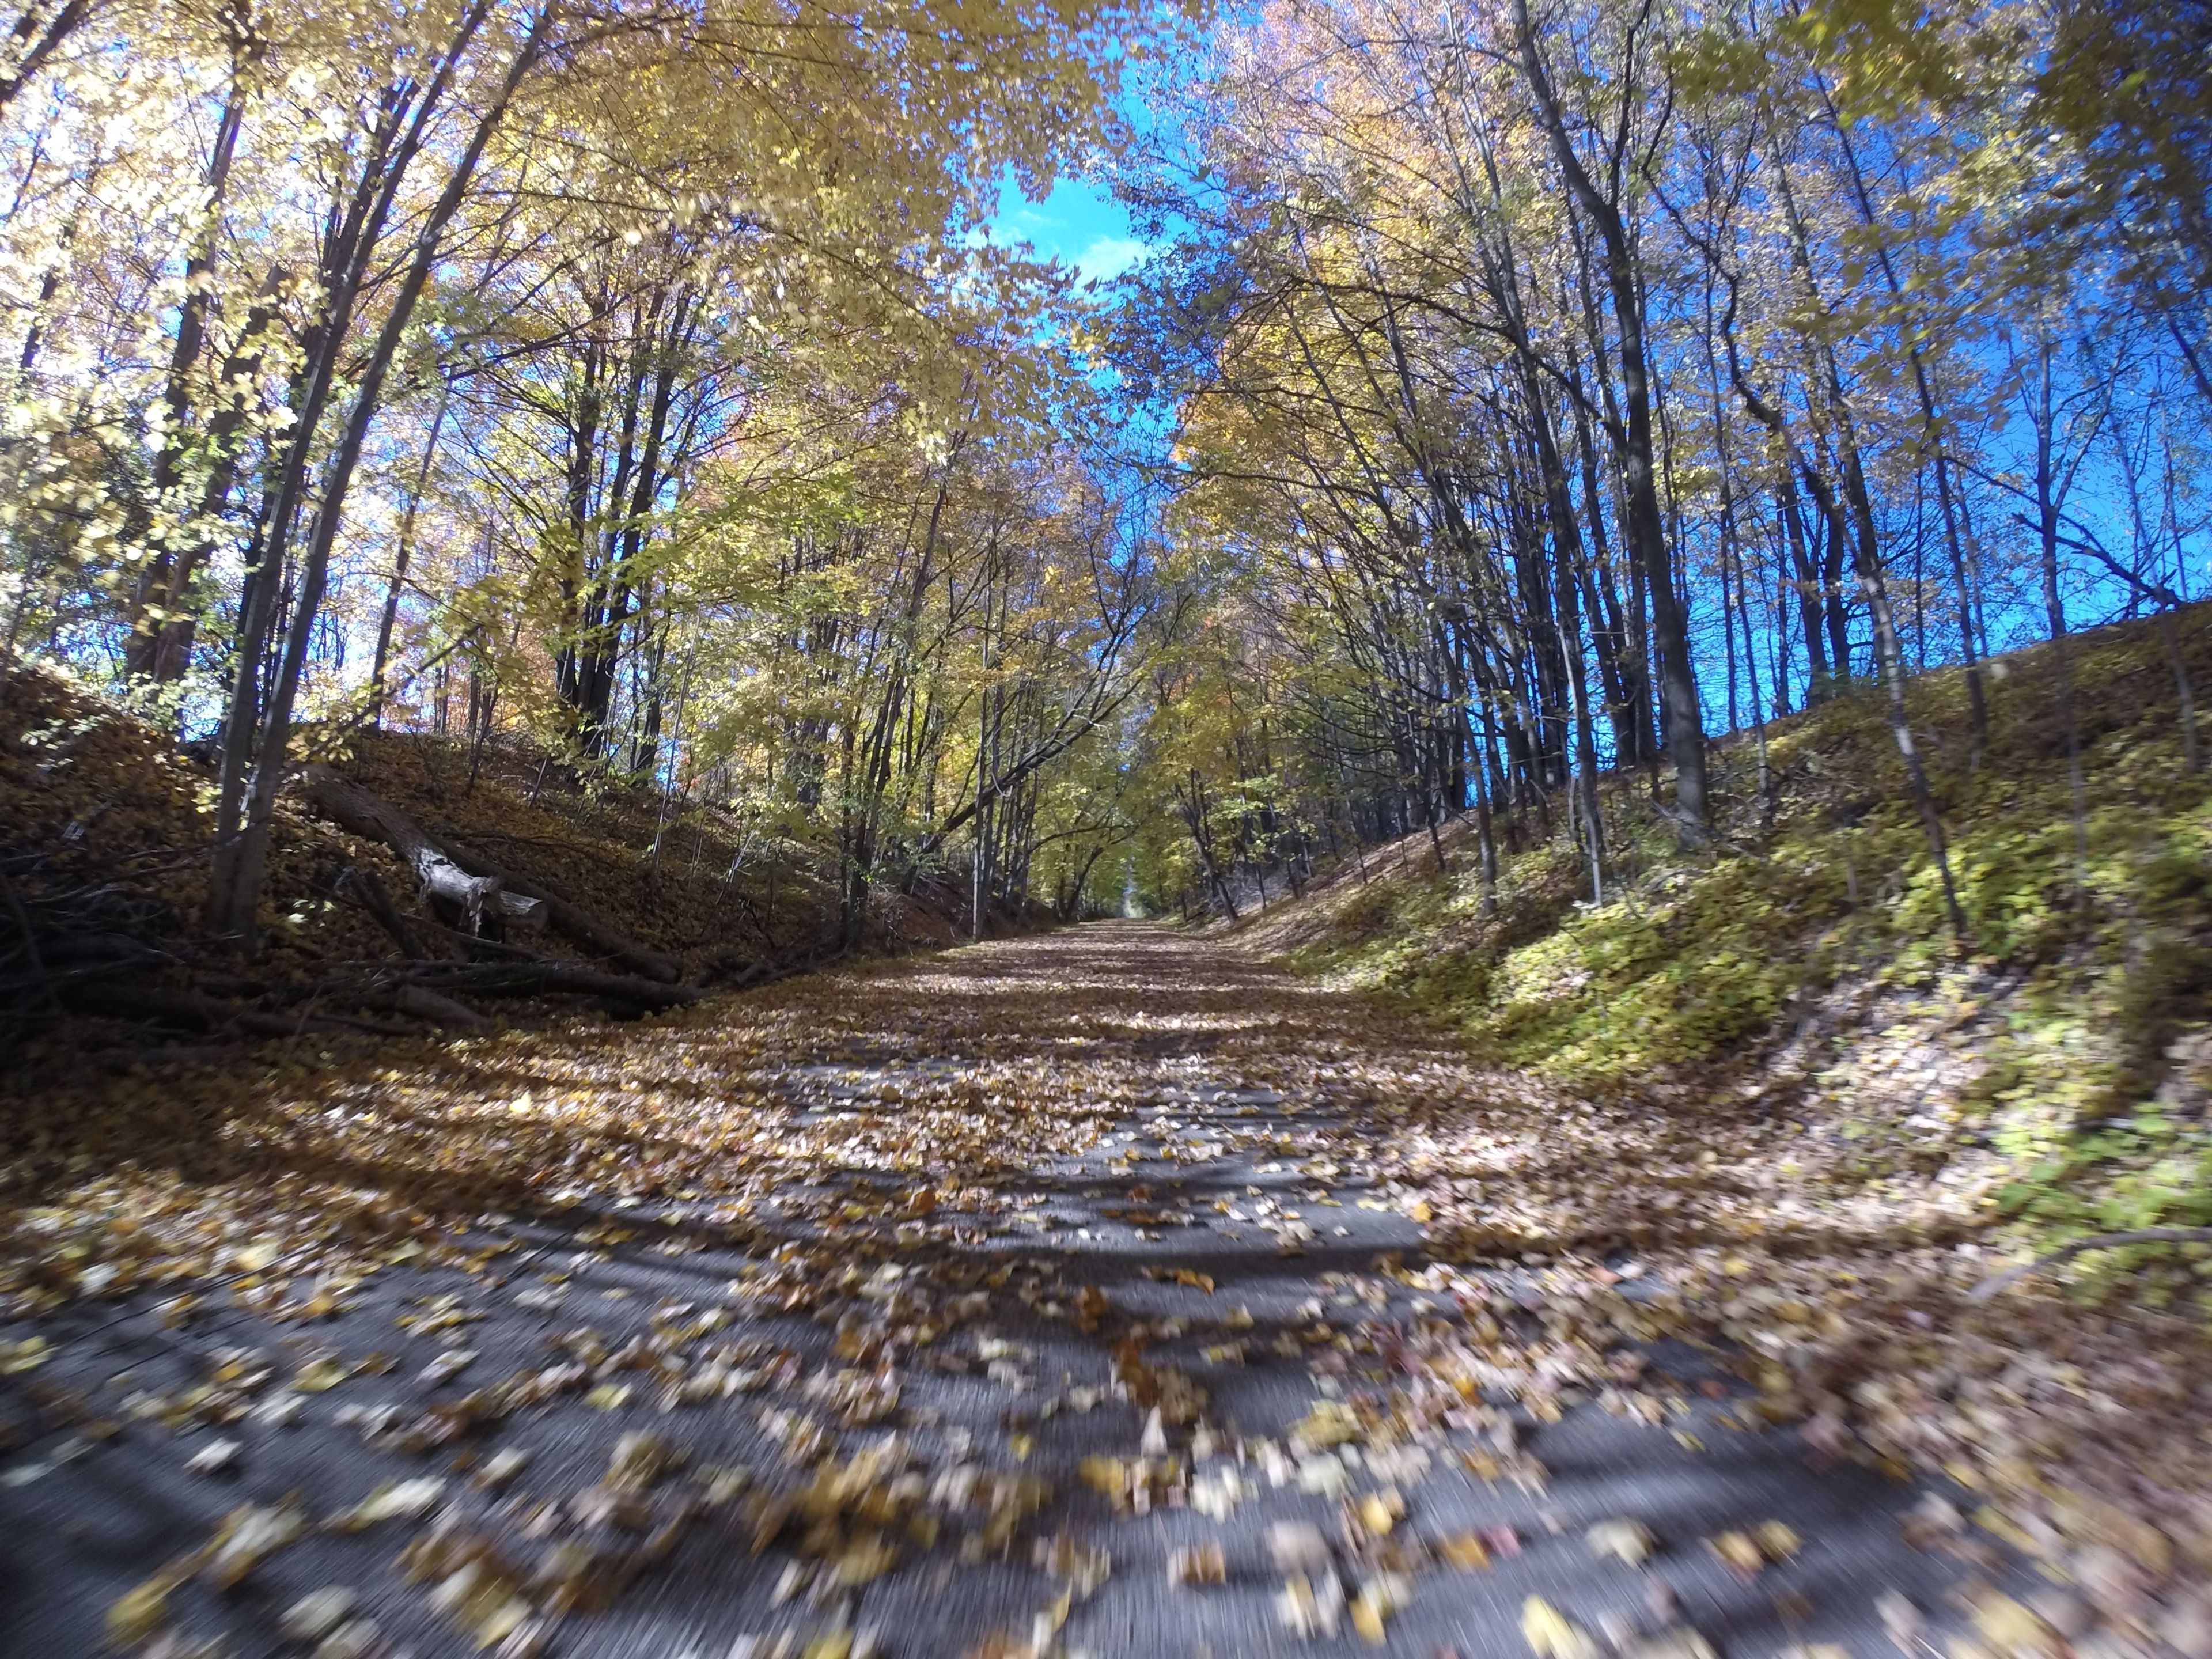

0,0,2205,937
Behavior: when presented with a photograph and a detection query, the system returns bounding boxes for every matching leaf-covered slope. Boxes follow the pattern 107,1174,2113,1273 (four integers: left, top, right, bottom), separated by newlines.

0,669,962,1075
1238,605,2212,1270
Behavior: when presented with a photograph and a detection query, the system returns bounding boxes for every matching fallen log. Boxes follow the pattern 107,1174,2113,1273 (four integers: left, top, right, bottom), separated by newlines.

703,933,850,990
62,981,220,1030
384,984,491,1028
94,1043,237,1071
300,766,542,939
397,960,699,1012
62,980,355,1039
290,979,490,1028
336,865,429,959
293,763,679,982
429,838,681,983
421,918,540,960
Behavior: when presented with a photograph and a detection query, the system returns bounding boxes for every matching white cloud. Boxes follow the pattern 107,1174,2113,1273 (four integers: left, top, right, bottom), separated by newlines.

998,204,1063,239
1074,235,1151,282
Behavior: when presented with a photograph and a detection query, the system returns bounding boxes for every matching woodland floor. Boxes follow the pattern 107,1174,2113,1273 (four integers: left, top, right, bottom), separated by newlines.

0,925,2118,1659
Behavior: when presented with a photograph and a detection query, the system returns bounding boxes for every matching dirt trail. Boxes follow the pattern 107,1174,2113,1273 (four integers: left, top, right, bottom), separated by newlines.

0,925,2014,1658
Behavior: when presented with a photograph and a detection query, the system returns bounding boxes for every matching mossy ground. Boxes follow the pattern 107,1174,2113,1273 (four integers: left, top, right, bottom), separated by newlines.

1242,607,2212,1289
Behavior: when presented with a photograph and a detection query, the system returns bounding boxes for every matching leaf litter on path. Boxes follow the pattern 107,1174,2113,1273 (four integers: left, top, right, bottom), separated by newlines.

0,925,2203,1656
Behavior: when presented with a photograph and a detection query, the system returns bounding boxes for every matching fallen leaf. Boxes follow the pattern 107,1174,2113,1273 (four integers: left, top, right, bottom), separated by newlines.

108,1573,181,1647
1758,1520,1804,1561
0,1337,51,1374
279,1587,357,1643
1711,1530,1764,1575
292,1359,347,1394
311,1617,380,1659
1354,1571,1409,1645
185,1440,238,1476
1437,1533,1491,1570
205,1502,304,1589
1279,1571,1346,1639
1169,1542,1226,1586
1356,1488,1403,1536
1270,1520,1333,1574
334,1477,445,1529
1523,1595,1602,1659
1588,1518,1656,1566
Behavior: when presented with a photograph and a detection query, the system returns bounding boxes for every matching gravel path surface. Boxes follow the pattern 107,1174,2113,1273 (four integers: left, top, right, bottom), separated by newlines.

0,925,2015,1658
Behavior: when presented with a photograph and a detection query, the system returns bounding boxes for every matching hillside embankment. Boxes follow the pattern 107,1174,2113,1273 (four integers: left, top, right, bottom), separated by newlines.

1238,606,2212,1287
0,668,966,1168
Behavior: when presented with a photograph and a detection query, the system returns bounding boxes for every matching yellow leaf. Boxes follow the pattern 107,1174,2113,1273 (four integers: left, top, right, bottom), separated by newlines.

1969,1590,2054,1655
1522,1596,1600,1659
1711,1531,1764,1574
1587,1519,1656,1565
107,1574,177,1646
1357,1491,1401,1535
1168,1542,1226,1586
1438,1533,1490,1570
1353,1593,1385,1644
832,1531,899,1586
472,1594,531,1648
292,1358,346,1393
0,1336,50,1375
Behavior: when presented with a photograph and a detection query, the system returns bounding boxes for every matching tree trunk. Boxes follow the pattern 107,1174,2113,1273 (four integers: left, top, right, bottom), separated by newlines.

1514,0,1707,832
369,397,452,727
204,1,552,950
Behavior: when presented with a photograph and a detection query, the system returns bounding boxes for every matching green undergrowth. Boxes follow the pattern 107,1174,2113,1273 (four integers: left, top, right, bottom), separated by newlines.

1247,608,2212,1275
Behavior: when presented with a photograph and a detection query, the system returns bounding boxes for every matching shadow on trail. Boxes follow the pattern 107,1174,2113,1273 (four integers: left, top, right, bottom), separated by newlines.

0,923,2036,1658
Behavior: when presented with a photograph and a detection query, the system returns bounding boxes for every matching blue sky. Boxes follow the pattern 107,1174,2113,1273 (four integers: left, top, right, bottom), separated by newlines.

988,174,1152,285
